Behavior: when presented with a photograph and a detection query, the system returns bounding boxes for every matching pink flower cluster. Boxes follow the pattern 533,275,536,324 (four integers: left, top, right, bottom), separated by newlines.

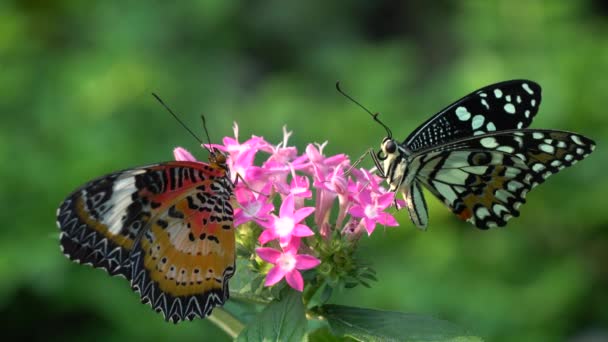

174,123,398,292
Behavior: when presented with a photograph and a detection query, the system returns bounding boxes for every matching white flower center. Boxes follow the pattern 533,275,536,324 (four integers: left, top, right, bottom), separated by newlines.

243,201,261,218
275,217,295,237
364,205,378,219
277,253,296,272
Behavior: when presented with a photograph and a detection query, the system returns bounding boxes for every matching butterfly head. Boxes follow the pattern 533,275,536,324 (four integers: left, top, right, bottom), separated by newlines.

378,137,398,160
209,148,229,173
376,137,405,182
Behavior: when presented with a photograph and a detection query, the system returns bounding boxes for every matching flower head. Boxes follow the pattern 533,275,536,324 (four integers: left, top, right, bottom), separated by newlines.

348,189,398,235
258,194,315,248
174,123,399,293
256,242,320,292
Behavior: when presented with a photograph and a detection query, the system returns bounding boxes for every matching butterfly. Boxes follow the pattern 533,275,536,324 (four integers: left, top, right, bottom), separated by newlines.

56,122,235,322
363,80,595,229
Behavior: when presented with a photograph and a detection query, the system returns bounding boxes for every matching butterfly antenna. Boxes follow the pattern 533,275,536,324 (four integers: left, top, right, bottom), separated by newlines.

152,93,208,149
199,114,216,155
335,81,392,139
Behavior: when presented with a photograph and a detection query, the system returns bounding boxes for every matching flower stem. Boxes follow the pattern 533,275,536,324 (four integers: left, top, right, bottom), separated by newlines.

207,307,245,338
230,292,271,305
302,278,324,305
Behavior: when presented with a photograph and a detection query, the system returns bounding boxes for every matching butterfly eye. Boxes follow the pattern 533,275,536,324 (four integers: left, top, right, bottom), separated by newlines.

215,153,227,165
385,140,397,154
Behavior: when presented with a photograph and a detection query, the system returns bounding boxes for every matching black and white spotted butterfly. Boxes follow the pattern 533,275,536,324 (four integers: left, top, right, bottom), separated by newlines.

343,80,595,229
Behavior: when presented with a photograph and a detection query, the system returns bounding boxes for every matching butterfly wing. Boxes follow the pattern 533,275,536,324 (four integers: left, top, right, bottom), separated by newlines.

56,161,235,322
404,80,542,152
411,130,595,228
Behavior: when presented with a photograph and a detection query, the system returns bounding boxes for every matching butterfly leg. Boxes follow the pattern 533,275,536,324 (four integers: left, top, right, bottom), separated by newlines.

345,148,381,177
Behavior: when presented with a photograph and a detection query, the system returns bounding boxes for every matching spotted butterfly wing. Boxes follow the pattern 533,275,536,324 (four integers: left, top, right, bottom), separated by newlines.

374,80,595,229
404,80,542,151
410,130,595,228
56,160,235,322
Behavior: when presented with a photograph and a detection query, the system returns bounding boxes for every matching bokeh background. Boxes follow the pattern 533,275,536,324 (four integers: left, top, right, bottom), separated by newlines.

1,1,607,341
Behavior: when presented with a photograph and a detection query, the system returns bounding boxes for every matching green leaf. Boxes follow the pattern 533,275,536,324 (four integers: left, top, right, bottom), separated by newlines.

236,290,307,342
308,327,353,342
230,259,259,294
320,304,484,342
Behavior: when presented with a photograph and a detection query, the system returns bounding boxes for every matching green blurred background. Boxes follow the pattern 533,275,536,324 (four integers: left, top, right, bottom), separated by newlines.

1,1,607,341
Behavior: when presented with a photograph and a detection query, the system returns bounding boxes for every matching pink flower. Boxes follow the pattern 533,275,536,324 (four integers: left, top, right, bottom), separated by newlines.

173,147,197,162
313,164,350,229
258,194,315,247
256,244,321,292
348,189,398,235
233,186,274,226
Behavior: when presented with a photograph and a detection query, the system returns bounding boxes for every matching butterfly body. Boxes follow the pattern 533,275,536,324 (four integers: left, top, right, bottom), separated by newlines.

57,157,236,322
373,80,595,229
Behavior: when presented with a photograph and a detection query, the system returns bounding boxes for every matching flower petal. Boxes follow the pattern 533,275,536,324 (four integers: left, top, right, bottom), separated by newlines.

292,224,314,237
285,270,304,292
173,147,196,161
364,217,377,235
264,266,287,287
377,192,395,209
348,205,365,218
376,213,399,226
283,237,301,252
255,247,282,263
292,207,315,223
295,254,321,270
280,194,295,217
278,234,293,248
258,229,277,245
358,189,372,205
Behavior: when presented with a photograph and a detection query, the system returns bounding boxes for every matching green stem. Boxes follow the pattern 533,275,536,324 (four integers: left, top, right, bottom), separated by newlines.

230,292,271,305
302,278,324,305
207,307,245,338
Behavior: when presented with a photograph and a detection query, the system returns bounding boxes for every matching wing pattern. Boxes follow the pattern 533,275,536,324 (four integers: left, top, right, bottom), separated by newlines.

404,80,542,151
56,161,235,322
412,130,595,228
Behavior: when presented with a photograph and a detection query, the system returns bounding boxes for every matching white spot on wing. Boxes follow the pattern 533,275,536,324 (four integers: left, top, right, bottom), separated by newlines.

522,83,534,94
532,132,544,139
481,99,489,109
571,135,584,146
493,204,509,216
532,163,546,172
495,189,514,203
514,136,524,147
504,103,516,114
494,89,503,98
486,122,496,131
476,207,491,219
455,106,471,121
480,137,498,148
471,115,485,129
539,144,555,154
433,181,458,205
497,145,515,154
507,180,523,192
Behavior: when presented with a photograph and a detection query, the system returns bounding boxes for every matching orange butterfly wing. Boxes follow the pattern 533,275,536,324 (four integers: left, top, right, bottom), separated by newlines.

57,161,235,322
